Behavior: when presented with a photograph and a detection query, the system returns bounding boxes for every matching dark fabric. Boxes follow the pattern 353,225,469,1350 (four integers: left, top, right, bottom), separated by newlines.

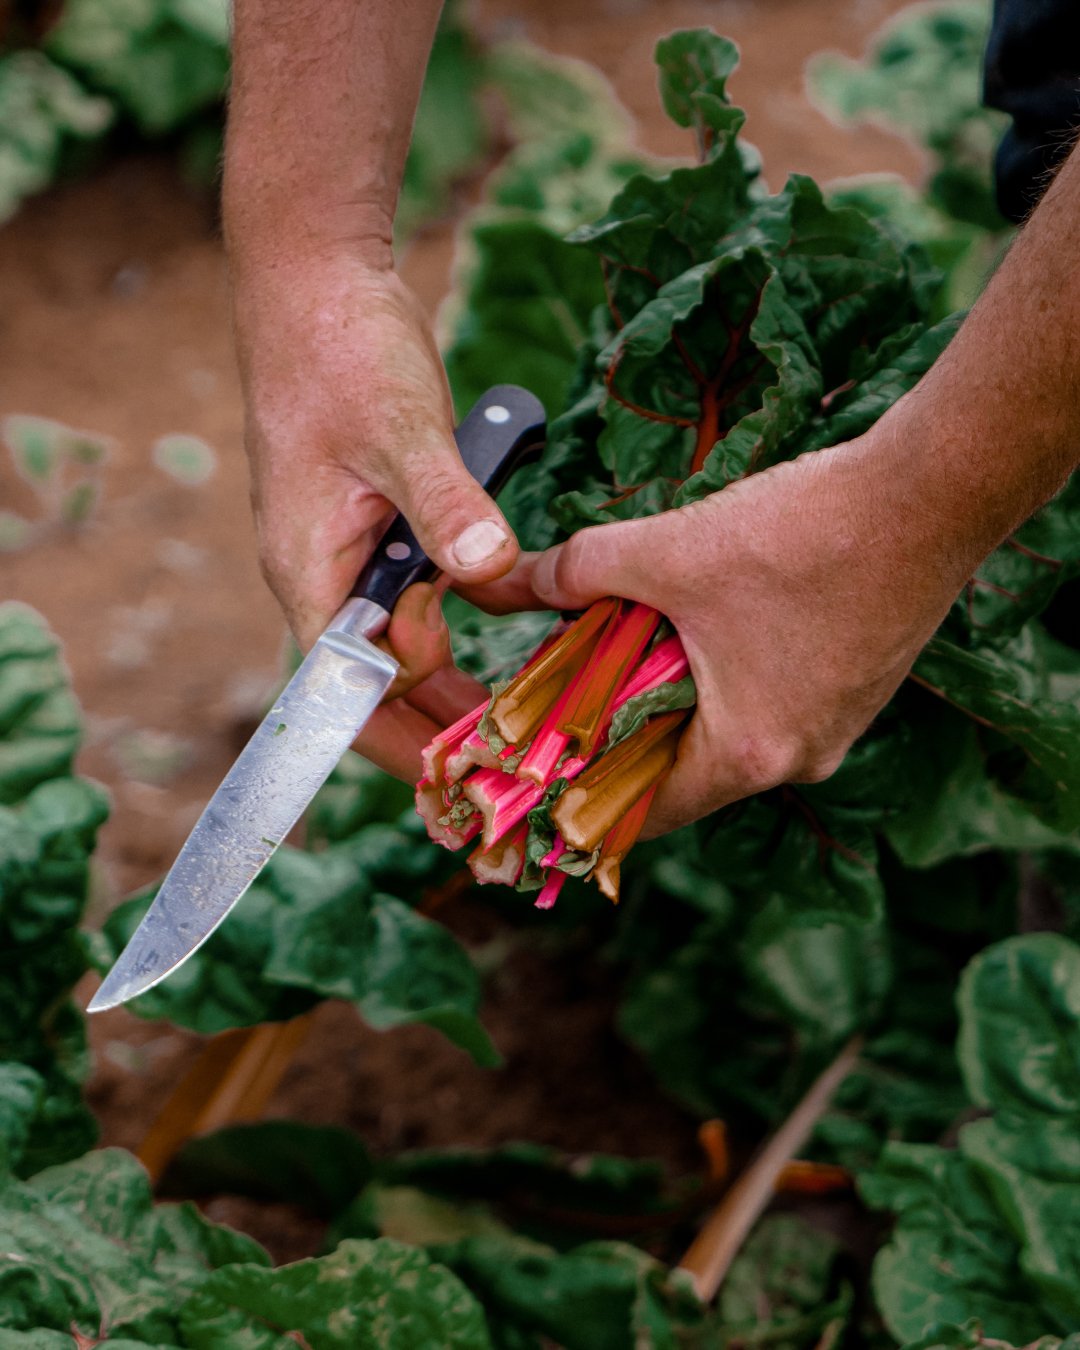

985,0,1080,221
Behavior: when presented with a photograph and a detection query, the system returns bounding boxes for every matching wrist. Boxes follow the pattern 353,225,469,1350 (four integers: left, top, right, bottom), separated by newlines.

223,138,396,279
868,373,1075,574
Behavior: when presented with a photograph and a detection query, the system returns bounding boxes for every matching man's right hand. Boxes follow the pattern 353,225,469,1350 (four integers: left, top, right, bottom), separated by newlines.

231,248,518,653
228,247,504,778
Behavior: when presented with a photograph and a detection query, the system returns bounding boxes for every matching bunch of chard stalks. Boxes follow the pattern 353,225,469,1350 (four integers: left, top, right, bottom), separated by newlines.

416,598,694,909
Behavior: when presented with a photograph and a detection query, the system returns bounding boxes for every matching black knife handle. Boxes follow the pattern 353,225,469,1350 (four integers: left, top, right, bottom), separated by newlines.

350,385,546,612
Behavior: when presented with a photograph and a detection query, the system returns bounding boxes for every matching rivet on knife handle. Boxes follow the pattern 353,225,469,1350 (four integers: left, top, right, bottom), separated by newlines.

350,384,547,615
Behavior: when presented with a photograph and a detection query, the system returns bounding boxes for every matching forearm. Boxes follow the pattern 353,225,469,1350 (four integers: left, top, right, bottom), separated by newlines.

223,0,444,269
883,140,1080,567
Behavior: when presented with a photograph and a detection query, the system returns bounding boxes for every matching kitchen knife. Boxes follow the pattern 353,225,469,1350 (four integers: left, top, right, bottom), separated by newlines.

88,385,546,1013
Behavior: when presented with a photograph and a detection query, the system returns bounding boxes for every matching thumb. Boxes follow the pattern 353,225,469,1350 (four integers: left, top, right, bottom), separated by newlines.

529,516,671,612
378,427,519,586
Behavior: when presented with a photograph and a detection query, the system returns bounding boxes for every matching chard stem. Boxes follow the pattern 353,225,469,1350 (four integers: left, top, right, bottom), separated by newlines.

555,602,661,757
535,868,568,910
490,598,617,746
551,710,687,853
593,782,659,903
677,1035,863,1302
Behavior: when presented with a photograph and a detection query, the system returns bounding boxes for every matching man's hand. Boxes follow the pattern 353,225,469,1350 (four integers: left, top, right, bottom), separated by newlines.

231,249,516,650
228,248,499,778
470,423,978,837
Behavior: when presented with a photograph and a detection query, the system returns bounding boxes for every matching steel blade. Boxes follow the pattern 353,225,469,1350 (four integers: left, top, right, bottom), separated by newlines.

88,620,397,1011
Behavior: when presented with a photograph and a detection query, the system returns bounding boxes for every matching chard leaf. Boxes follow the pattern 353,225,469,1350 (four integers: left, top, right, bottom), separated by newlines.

957,933,1080,1117
0,605,106,1175
960,1115,1080,1326
807,1,1005,232
96,833,499,1066
428,1235,709,1350
865,934,1080,1345
181,1239,492,1349
862,1143,1049,1346
606,676,696,750
718,1216,852,1348
914,634,1080,833
45,0,230,136
160,1121,374,1219
654,30,741,151
0,1148,268,1341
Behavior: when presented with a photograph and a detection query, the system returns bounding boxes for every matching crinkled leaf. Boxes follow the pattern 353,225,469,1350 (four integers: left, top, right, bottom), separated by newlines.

862,1142,1048,1346
718,1216,852,1348
432,1235,709,1350
957,933,1080,1117
181,1238,492,1350
961,1114,1080,1327
914,634,1080,833
97,838,498,1065
0,1148,268,1340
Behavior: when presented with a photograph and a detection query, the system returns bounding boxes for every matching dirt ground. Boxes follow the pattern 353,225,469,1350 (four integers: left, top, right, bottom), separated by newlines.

3,0,922,1261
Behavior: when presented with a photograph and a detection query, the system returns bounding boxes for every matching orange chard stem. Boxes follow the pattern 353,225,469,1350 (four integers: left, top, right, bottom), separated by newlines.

593,781,659,904
698,1120,731,1183
555,603,660,758
551,709,688,853
489,597,617,746
774,1160,852,1196
690,383,722,476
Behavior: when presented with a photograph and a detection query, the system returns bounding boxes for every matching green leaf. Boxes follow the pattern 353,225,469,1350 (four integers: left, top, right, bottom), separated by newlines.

0,1063,43,1174
444,216,606,419
0,1147,268,1340
900,1321,1080,1350
152,433,217,486
807,2,1007,232
0,605,106,1173
654,30,741,152
719,1216,852,1348
160,1120,374,1219
0,52,112,223
340,1182,509,1248
432,1235,708,1350
97,836,498,1065
45,0,229,135
961,1114,1080,1326
957,933,1080,1117
862,1142,1049,1345
181,1238,493,1349
922,630,1080,832
3,414,63,484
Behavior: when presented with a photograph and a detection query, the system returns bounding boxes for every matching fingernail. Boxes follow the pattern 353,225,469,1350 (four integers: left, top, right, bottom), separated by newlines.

451,520,510,570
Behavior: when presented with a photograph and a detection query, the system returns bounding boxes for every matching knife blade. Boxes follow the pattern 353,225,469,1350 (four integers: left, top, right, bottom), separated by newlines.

88,385,546,1012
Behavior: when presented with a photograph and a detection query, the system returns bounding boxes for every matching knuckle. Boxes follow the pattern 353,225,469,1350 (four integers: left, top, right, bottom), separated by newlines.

728,733,801,795
406,465,478,534
795,747,847,785
553,532,594,598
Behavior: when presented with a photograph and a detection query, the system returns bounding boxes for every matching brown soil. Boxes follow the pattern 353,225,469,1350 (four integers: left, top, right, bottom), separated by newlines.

6,0,922,1264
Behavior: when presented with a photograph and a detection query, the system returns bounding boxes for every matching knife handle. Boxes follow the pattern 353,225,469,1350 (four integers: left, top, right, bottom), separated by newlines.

349,384,547,613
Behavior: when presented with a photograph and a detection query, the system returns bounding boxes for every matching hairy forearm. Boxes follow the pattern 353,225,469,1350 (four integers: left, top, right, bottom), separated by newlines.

884,140,1080,564
224,0,444,268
